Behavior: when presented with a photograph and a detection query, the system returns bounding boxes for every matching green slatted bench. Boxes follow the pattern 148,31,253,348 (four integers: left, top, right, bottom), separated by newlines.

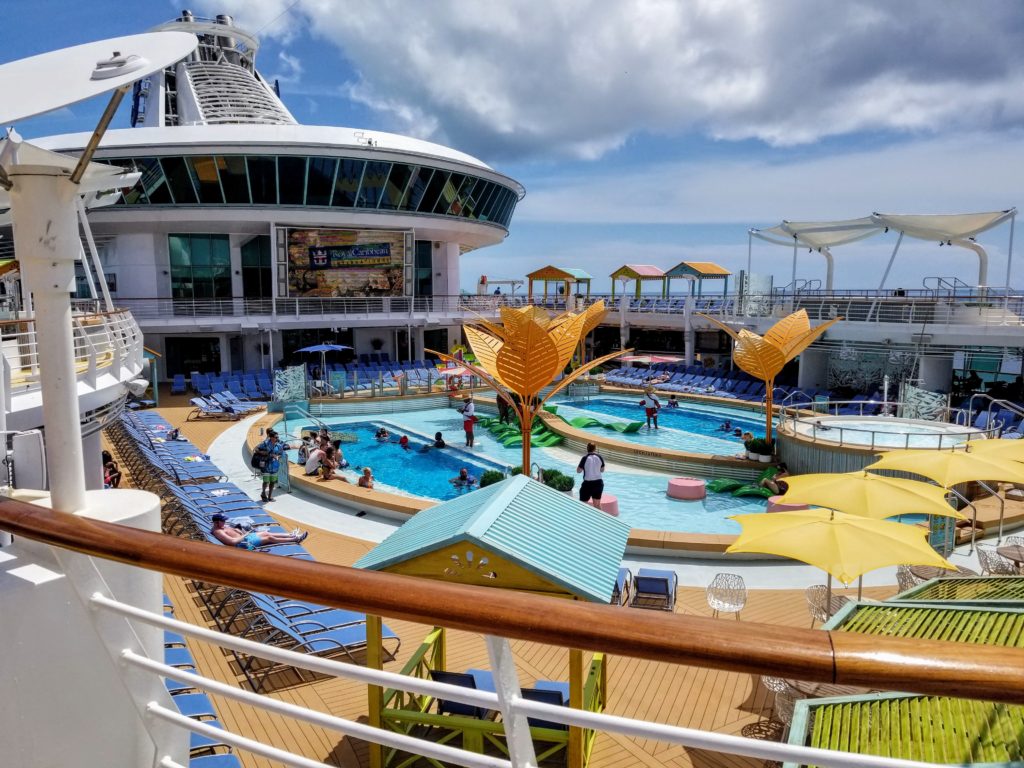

892,576,1024,607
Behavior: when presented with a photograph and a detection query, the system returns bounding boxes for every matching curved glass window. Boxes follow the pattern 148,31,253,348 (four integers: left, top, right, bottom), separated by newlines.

305,157,336,206
278,156,307,205
106,153,519,228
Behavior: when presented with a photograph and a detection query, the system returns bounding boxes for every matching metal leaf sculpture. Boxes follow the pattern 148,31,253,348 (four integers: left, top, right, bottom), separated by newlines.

696,309,842,443
428,300,626,468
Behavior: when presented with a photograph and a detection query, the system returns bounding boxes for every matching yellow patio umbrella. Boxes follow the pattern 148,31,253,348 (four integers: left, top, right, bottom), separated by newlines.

781,472,965,521
728,508,954,608
966,439,1024,461
867,449,1024,542
866,449,1024,487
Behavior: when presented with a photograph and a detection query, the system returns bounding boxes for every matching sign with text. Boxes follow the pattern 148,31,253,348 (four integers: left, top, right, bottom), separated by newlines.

309,242,392,269
287,228,406,297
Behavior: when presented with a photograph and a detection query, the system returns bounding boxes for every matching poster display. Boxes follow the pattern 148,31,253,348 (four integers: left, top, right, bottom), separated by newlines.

286,228,406,297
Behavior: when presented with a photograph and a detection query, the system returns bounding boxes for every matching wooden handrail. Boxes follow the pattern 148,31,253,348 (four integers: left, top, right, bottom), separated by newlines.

3,495,1023,703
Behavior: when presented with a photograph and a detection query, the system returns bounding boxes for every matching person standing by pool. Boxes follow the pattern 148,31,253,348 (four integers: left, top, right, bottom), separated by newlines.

460,395,476,447
576,442,606,509
640,388,661,430
254,429,285,502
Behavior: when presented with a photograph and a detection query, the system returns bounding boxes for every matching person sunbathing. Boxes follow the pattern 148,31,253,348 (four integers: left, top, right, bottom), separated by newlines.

210,513,307,549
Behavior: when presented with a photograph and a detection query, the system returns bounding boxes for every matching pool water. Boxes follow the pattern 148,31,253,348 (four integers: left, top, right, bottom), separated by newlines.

286,420,506,501
551,396,769,455
792,417,980,448
280,408,770,534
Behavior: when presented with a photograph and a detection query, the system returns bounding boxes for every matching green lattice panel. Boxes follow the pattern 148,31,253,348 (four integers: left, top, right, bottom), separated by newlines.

895,577,1024,604
806,696,1024,765
837,604,1024,647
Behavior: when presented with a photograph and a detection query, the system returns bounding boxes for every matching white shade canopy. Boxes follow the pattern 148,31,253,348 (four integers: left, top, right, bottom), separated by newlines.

0,32,198,125
749,208,1018,290
750,217,882,250
0,136,141,199
871,210,1016,242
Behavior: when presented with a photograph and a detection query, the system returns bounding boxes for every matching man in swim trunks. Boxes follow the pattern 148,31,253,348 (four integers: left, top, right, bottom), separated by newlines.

639,388,661,430
460,396,476,447
576,442,606,509
210,513,308,549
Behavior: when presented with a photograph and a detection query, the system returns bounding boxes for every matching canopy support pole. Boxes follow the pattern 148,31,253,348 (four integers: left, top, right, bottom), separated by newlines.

791,237,798,289
747,230,753,276
821,248,834,292
869,232,904,321
1005,213,1015,292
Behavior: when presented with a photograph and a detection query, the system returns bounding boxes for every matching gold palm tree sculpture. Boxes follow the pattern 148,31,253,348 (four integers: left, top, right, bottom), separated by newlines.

428,300,628,469
697,309,841,444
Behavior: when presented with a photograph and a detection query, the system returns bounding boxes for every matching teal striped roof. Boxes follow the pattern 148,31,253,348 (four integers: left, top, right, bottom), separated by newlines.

354,475,630,603
562,268,593,281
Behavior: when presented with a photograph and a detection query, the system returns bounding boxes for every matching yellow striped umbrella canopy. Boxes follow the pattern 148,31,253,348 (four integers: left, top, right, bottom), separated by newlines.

780,472,965,520
866,449,1024,487
966,439,1024,461
727,508,954,585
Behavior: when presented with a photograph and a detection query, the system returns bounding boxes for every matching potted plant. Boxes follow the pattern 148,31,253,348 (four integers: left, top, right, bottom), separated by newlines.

746,437,773,462
743,438,759,461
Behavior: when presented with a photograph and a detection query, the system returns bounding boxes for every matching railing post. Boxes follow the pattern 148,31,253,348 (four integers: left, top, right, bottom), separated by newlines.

485,636,538,768
367,614,384,768
569,647,585,768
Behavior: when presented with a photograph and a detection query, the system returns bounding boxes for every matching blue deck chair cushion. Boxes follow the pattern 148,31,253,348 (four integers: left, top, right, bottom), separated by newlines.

428,670,495,719
521,687,569,730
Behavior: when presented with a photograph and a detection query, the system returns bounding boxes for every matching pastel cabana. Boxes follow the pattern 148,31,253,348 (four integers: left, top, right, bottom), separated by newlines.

526,265,593,300
609,264,666,299
355,474,630,768
665,261,731,297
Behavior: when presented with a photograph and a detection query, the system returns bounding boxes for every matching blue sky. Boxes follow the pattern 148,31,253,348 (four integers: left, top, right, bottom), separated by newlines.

7,0,1024,292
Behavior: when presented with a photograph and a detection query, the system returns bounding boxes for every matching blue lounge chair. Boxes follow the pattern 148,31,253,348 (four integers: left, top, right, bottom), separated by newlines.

428,670,495,719
171,374,186,395
611,567,633,606
521,686,569,730
630,568,678,611
190,755,243,768
187,397,239,421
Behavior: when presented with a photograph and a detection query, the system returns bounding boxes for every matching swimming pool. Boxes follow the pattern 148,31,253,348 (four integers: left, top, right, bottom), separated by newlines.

550,396,769,455
280,408,770,534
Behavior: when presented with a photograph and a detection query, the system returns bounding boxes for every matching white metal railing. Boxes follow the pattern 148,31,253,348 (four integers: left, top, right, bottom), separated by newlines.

1,309,144,395
67,291,1024,331
779,399,1004,450
93,593,942,768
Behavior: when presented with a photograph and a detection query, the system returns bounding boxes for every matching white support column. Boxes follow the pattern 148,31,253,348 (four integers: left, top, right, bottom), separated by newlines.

9,168,87,512
83,430,104,490
797,349,829,391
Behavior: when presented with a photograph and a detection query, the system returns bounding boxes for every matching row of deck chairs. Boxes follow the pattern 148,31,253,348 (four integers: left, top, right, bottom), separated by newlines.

108,412,225,486
187,393,265,421
163,595,243,767
610,567,678,611
111,411,402,692
184,372,273,401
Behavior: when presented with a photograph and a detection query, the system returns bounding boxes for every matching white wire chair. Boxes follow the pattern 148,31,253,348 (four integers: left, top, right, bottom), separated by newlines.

977,546,1019,576
805,585,850,627
705,572,747,619
895,564,920,594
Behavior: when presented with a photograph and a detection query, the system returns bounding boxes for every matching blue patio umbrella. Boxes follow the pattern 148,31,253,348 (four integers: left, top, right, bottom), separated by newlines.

296,344,352,381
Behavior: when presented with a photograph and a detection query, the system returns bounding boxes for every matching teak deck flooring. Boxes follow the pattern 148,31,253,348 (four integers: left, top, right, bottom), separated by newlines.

138,395,896,768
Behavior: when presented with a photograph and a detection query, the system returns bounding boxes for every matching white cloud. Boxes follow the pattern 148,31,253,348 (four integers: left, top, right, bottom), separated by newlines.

514,132,1024,225
192,0,1024,161
270,51,303,85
